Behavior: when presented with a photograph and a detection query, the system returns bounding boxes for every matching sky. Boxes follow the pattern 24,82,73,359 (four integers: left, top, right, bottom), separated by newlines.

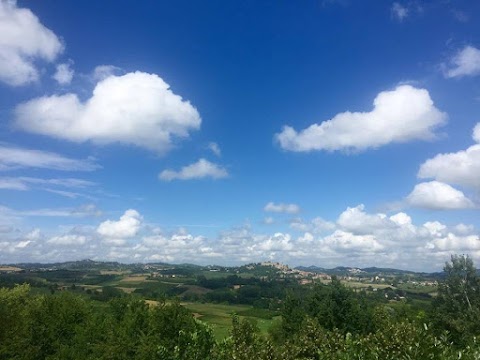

0,0,479,271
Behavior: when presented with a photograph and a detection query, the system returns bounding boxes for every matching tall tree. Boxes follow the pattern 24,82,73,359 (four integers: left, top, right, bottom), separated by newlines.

431,254,480,345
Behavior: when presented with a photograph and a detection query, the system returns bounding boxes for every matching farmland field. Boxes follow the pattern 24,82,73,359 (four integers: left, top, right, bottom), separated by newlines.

181,302,279,340
0,266,22,272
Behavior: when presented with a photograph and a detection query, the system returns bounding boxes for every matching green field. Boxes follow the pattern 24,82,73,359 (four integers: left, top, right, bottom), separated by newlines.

199,270,254,279
75,271,280,339
341,281,394,290
181,302,279,340
397,283,437,294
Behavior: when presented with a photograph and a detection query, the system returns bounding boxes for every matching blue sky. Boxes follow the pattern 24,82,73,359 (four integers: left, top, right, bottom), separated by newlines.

0,0,479,271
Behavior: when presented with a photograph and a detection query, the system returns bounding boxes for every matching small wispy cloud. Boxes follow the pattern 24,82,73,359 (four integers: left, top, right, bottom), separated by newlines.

159,159,228,181
264,202,300,214
391,2,409,22
0,145,100,171
443,45,480,78
208,142,221,157
0,204,102,219
53,61,74,85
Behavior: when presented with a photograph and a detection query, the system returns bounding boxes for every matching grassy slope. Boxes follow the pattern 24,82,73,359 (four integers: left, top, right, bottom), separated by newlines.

182,302,279,340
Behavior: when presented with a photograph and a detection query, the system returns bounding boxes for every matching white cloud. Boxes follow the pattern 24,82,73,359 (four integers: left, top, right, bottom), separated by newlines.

52,62,74,85
312,217,336,232
97,209,142,244
20,176,95,188
25,228,42,241
264,202,300,214
0,176,96,200
0,177,28,190
419,145,480,188
0,0,63,85
337,204,392,234
15,240,31,249
70,204,102,217
211,226,298,263
427,233,480,252
15,71,201,153
418,124,480,190
92,65,121,81
145,254,174,262
473,123,480,143
0,204,100,222
0,204,479,271
0,176,95,191
159,158,228,181
48,234,87,246
208,142,221,156
323,230,384,252
44,189,91,199
141,230,208,261
454,223,475,235
275,85,447,152
389,212,412,226
255,233,293,252
444,45,480,78
0,145,99,171
290,217,335,232
331,205,419,251
168,232,205,250
423,221,447,237
391,3,408,21
289,218,309,232
19,203,102,217
142,234,168,248
406,181,474,210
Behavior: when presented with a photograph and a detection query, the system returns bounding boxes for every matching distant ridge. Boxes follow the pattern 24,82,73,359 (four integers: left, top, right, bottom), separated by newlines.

1,259,446,276
295,265,443,277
